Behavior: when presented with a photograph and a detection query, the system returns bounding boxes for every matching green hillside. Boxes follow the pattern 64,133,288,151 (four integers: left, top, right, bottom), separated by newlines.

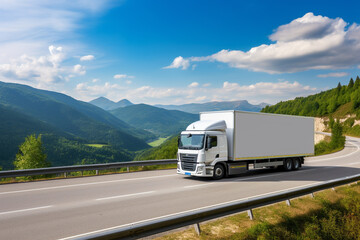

262,76,360,118
135,135,178,161
0,81,153,169
0,81,151,150
0,103,133,169
110,104,198,137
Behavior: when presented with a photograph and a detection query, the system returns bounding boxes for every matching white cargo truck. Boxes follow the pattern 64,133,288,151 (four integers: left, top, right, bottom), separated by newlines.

177,111,314,179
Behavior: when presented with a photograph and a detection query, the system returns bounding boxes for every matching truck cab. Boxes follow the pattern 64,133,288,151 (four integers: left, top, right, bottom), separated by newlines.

177,120,228,179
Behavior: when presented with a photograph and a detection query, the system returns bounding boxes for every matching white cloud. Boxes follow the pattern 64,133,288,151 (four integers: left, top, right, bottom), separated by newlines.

317,72,349,78
80,55,95,61
113,74,135,79
0,1,115,63
73,64,86,75
0,45,87,89
163,56,190,70
73,80,317,105
170,13,360,74
92,78,99,83
203,83,211,87
188,82,199,88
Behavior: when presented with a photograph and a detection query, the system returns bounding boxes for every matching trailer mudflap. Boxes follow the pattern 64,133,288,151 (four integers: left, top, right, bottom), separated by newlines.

227,162,247,175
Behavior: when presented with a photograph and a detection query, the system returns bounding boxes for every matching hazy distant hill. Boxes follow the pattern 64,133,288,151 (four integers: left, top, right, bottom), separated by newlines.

89,97,133,110
110,104,198,137
0,81,152,169
156,100,269,114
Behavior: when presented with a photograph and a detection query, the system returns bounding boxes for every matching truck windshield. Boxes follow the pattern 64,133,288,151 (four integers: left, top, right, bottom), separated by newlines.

179,134,205,150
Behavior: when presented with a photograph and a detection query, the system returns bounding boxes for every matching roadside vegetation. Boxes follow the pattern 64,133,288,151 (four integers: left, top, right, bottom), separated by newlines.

155,183,360,240
315,119,346,156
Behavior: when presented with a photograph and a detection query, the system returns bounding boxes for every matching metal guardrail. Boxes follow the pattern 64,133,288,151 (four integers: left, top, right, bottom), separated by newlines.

0,159,177,179
74,173,360,240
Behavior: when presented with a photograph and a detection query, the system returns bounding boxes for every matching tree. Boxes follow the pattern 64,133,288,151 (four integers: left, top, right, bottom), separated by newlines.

14,134,50,170
348,78,354,88
330,120,345,149
355,76,360,88
337,82,342,93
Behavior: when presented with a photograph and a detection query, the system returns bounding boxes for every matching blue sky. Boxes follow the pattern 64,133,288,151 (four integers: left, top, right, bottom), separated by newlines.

0,0,360,105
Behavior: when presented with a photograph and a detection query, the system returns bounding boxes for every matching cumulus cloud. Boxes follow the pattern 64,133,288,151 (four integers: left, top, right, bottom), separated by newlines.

80,55,95,61
163,56,190,70
317,72,349,78
113,74,134,79
169,13,360,73
0,45,87,89
73,64,86,75
73,80,317,104
188,82,199,88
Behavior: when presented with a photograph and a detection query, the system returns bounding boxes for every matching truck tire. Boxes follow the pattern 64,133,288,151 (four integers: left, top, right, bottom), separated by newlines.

213,164,225,180
292,158,301,170
284,158,293,171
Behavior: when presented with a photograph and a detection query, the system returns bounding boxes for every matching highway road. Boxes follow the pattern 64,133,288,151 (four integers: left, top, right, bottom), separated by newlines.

0,136,360,240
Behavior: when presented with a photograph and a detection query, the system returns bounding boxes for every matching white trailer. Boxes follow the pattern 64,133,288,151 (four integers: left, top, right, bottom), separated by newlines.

177,110,314,179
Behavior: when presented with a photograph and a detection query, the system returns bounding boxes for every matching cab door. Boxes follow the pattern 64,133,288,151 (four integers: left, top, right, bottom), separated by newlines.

204,135,220,163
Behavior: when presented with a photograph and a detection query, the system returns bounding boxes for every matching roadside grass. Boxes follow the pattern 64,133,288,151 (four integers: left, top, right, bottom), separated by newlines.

84,143,108,148
155,183,360,240
149,137,170,147
315,135,344,156
0,164,177,184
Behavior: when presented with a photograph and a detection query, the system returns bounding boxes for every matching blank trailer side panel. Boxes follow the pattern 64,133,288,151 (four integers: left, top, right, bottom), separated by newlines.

200,111,314,161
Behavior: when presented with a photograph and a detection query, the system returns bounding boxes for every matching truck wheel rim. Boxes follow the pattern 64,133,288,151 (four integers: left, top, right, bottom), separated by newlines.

286,161,292,169
215,168,223,176
294,160,299,169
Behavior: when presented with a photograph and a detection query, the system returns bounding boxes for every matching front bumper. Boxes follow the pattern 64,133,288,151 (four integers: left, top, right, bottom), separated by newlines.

177,162,214,177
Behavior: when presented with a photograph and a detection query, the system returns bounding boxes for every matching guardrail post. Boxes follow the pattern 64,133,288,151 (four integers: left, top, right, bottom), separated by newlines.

64,172,67,178
247,209,254,220
96,170,99,175
286,199,291,206
127,166,129,172
194,223,201,235
311,192,315,198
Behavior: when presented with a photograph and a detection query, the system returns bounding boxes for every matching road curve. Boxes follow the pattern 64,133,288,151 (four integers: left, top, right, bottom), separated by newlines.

0,136,360,240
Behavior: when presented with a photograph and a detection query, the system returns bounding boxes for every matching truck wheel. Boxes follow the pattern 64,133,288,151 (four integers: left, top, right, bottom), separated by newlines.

213,164,225,180
292,158,301,170
284,158,293,171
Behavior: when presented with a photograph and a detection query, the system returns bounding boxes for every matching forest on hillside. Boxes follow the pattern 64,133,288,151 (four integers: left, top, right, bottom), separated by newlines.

262,76,360,118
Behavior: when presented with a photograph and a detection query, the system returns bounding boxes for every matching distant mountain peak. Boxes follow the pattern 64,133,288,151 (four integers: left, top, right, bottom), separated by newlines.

89,97,133,110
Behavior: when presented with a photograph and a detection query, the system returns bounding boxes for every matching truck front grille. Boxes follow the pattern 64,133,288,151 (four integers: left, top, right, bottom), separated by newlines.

180,154,197,162
180,154,197,171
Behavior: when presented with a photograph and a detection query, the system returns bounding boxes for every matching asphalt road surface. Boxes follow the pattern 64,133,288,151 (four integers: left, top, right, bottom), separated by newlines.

0,136,360,240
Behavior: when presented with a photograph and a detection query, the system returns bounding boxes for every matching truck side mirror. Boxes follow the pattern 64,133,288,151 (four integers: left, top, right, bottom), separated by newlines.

206,137,212,150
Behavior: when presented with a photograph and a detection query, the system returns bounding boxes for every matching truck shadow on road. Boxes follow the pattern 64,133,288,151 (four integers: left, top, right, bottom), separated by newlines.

183,166,360,183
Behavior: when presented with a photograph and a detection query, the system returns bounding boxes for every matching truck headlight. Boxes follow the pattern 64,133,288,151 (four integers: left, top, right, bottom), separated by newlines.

197,165,204,173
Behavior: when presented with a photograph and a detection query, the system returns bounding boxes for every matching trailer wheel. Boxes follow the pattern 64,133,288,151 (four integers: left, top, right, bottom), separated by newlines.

284,158,293,171
213,164,225,180
292,158,301,170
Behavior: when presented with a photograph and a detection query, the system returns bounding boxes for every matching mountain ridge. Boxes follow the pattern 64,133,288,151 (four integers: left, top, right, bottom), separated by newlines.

90,97,133,110
155,100,270,114
110,104,198,137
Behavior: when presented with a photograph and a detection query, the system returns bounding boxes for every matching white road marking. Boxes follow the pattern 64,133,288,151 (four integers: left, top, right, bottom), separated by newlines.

183,183,214,188
0,205,52,216
96,191,155,201
0,174,175,195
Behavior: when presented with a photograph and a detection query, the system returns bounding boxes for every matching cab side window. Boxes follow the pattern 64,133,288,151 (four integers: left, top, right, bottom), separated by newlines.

209,136,217,148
